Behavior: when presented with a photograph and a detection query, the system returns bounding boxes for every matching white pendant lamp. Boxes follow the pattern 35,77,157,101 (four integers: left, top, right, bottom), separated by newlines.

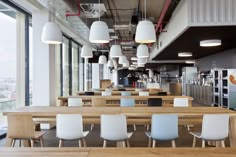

200,39,221,47
138,57,147,64
89,21,110,43
119,55,127,64
81,45,93,58
123,59,130,68
107,59,114,67
42,22,62,44
110,45,123,58
135,0,156,43
137,44,149,58
98,55,107,64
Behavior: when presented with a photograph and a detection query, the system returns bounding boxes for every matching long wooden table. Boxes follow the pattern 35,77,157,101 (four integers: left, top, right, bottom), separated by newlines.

77,91,169,96
3,106,236,147
58,95,193,107
1,148,236,157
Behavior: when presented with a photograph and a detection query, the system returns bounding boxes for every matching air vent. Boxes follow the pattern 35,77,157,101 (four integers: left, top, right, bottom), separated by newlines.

80,3,107,18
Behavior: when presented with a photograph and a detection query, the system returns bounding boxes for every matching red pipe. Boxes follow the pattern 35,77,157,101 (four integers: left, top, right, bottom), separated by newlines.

155,0,172,33
65,0,80,17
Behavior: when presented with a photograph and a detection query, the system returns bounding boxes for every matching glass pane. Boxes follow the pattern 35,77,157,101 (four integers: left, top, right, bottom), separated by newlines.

0,2,17,128
29,17,33,105
79,48,84,91
72,42,79,95
55,44,61,98
62,37,69,96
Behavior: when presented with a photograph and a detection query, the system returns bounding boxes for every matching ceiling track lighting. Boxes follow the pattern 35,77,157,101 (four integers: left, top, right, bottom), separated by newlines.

200,39,221,47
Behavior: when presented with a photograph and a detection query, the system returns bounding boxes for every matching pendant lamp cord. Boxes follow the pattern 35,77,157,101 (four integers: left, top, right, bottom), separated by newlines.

115,13,116,45
145,0,146,20
99,0,100,21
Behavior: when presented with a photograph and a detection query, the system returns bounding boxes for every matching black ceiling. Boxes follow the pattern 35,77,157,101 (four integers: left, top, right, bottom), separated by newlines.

153,26,236,60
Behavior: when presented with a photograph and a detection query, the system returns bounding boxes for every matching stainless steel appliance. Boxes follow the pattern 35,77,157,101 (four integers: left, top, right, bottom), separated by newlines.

182,67,197,95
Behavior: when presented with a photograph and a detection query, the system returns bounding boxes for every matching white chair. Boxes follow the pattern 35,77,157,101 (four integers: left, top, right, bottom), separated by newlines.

102,91,112,96
56,114,89,147
190,114,229,148
68,98,83,106
173,98,188,107
121,91,131,96
145,114,178,147
105,88,112,92
100,115,133,147
139,91,149,96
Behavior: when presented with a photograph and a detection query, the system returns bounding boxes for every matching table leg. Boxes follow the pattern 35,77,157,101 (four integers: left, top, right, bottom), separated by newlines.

5,133,13,147
229,116,236,147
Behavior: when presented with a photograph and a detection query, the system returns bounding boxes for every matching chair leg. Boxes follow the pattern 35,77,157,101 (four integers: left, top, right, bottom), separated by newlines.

78,140,82,147
148,138,152,147
146,125,150,131
90,124,94,131
133,124,136,131
152,139,156,148
59,139,63,147
40,137,44,147
19,140,22,147
192,136,196,147
122,141,126,147
30,140,34,147
82,138,87,147
103,140,107,148
202,140,205,148
221,140,225,148
171,140,176,148
11,139,15,147
126,139,130,147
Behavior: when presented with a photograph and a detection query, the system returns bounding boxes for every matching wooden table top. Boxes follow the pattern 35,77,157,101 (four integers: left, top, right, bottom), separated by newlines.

77,91,169,96
0,147,236,157
3,106,236,117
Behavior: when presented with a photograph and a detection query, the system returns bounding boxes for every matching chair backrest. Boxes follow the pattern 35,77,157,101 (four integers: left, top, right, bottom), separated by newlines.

56,114,84,140
84,91,94,96
139,91,149,96
102,91,112,96
157,92,167,96
120,98,135,107
121,91,131,96
101,115,128,141
135,88,143,92
151,114,178,140
92,97,106,107
173,98,188,107
7,115,35,138
201,114,229,140
68,97,83,106
148,98,162,107
105,88,112,92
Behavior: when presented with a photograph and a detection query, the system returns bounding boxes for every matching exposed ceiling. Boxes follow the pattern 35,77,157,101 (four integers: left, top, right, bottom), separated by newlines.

154,26,236,60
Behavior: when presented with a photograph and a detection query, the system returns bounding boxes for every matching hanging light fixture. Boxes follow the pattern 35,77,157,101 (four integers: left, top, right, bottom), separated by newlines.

89,0,109,43
41,3,62,44
178,52,192,57
107,59,114,67
138,57,147,64
110,45,123,58
98,55,107,64
137,44,149,58
119,55,127,64
200,39,221,47
81,45,93,58
123,59,130,68
135,0,156,43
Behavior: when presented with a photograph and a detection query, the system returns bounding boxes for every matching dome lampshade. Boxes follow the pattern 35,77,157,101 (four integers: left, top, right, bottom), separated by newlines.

135,20,156,44
81,45,93,58
137,44,149,58
98,55,107,64
110,45,123,58
118,55,127,64
89,21,110,43
107,59,114,67
41,22,62,44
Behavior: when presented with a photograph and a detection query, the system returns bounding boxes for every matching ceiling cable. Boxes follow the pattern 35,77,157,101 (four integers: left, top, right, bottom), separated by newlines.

145,0,146,19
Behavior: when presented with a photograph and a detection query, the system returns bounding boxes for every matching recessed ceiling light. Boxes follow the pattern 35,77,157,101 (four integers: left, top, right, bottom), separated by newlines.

200,39,221,47
178,52,192,57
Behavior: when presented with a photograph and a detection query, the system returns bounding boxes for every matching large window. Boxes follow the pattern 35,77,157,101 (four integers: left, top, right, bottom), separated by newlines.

62,37,70,96
72,42,79,95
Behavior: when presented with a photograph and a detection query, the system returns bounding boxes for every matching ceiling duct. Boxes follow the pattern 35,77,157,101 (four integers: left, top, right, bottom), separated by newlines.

80,3,107,18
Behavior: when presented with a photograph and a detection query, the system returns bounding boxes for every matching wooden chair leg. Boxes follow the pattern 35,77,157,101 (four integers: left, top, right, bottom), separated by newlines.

146,125,150,131
82,138,87,147
126,139,130,147
90,124,94,131
122,141,126,147
171,140,176,148
59,139,63,147
30,140,34,147
40,137,44,147
133,124,136,131
19,140,22,147
221,140,225,148
152,139,156,148
103,140,107,148
148,138,151,147
11,139,16,147
192,136,196,147
202,140,205,148
78,140,82,147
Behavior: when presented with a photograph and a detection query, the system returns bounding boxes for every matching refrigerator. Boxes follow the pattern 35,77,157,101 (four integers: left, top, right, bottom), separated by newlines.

182,67,198,95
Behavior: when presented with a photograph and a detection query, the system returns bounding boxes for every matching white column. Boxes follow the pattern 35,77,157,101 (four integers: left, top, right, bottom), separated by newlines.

84,58,88,91
32,9,56,107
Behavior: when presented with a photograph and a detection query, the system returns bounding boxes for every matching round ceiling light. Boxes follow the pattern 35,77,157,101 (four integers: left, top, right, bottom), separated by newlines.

81,45,93,58
110,45,123,58
178,52,192,57
98,55,107,64
41,22,63,44
89,21,110,43
135,20,156,43
137,44,149,58
200,39,221,47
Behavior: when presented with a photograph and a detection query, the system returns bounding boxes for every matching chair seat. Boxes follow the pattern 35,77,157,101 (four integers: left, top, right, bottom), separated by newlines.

34,131,47,139
189,132,201,138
